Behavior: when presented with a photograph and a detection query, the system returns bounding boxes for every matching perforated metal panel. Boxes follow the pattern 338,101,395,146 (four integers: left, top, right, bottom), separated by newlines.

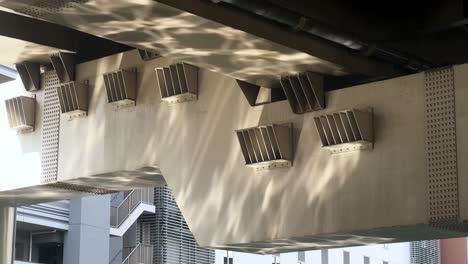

425,67,459,226
46,182,115,195
41,71,61,184
12,0,89,18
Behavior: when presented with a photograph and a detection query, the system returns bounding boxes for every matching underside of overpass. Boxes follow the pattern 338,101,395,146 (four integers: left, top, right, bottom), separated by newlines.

2,0,468,259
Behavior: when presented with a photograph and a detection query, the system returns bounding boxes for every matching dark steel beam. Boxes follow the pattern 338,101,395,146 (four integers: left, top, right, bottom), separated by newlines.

154,0,402,78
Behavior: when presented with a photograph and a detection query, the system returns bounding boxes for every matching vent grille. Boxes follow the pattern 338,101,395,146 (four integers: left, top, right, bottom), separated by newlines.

16,62,40,92
138,49,160,61
156,63,198,104
103,69,137,106
57,81,88,118
4,96,35,133
314,108,373,154
280,71,324,114
236,124,292,170
50,52,75,83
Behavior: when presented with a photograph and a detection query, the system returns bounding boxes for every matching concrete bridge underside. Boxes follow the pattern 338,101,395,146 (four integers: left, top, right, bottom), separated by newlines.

1,50,468,254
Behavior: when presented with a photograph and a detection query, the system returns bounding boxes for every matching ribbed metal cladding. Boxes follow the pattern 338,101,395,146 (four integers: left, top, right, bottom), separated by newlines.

280,71,324,114
4,96,35,133
155,63,198,104
103,69,137,104
236,124,293,170
16,62,40,92
56,81,88,115
314,108,373,154
50,52,75,83
138,186,215,264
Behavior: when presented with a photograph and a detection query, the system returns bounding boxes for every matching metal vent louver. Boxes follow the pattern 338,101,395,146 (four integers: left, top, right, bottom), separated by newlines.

56,81,88,118
314,108,373,154
156,63,198,104
237,79,286,106
50,52,75,83
4,96,35,133
138,49,160,61
16,62,40,92
236,124,293,170
103,69,137,107
280,71,324,114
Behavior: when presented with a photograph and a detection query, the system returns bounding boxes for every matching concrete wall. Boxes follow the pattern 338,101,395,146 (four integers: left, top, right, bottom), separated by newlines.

63,195,110,264
57,50,431,249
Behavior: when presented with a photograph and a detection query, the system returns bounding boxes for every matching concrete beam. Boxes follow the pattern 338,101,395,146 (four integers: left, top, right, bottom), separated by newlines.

154,0,401,78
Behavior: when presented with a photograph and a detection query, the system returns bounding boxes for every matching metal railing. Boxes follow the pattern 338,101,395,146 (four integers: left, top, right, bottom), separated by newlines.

121,244,153,264
110,188,154,227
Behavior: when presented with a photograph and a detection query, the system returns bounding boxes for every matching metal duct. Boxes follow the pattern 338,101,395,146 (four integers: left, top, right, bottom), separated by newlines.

236,124,292,170
5,96,35,133
156,63,198,104
280,71,325,114
314,108,373,154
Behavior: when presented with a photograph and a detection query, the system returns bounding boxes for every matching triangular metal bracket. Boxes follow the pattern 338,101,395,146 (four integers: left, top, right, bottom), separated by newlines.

236,79,285,106
16,62,40,92
50,52,75,83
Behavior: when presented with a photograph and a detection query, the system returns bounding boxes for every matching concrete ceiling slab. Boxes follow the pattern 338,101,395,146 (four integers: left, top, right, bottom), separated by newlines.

0,0,396,87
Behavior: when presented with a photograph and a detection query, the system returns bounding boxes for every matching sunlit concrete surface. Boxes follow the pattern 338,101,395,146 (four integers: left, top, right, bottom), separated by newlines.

0,0,397,87
2,49,468,253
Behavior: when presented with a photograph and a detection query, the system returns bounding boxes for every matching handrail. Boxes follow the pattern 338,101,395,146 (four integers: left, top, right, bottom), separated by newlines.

121,243,153,264
110,188,154,227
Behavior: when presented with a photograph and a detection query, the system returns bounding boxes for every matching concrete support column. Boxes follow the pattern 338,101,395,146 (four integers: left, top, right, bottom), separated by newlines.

0,207,16,264
63,195,110,264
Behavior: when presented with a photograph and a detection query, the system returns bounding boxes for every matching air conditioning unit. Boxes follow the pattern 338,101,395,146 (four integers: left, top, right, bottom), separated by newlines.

103,69,137,108
4,96,35,133
314,108,373,154
280,71,325,114
236,123,292,170
155,63,198,104
56,81,88,119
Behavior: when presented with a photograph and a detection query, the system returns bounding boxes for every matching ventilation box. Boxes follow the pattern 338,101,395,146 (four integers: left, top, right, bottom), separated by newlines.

236,124,293,170
138,49,160,61
103,69,137,107
56,81,88,118
4,96,35,133
280,71,325,114
156,63,198,104
314,108,373,154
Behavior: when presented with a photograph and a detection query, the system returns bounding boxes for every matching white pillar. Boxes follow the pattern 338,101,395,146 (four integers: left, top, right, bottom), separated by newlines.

0,207,16,264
